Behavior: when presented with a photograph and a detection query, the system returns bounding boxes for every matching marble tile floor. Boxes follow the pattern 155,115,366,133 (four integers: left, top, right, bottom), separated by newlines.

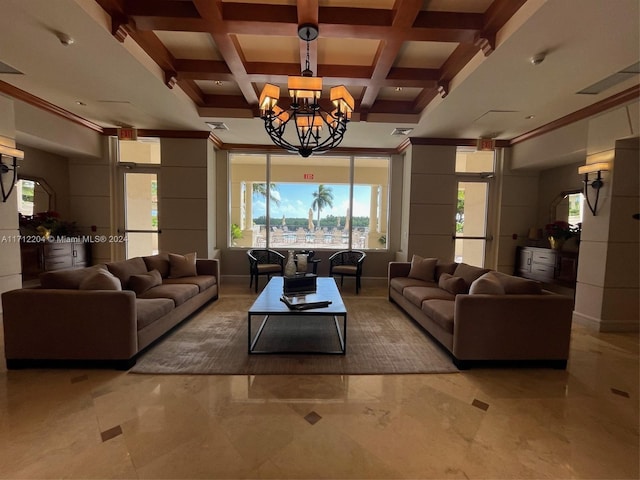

0,281,638,479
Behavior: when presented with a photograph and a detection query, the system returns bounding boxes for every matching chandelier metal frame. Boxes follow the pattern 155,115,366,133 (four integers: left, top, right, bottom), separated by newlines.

258,24,354,158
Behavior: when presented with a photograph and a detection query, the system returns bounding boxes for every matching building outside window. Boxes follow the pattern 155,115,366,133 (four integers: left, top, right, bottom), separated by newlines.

229,153,390,250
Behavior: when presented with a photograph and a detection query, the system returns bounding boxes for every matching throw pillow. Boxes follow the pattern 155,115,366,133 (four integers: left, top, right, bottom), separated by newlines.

438,273,468,295
492,271,542,294
408,254,437,282
143,253,170,278
469,272,506,295
168,252,197,278
129,269,163,295
79,270,122,291
453,263,490,287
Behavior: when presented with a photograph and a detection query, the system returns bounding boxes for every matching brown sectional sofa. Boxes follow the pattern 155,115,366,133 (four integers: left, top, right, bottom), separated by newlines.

388,256,574,369
2,252,219,369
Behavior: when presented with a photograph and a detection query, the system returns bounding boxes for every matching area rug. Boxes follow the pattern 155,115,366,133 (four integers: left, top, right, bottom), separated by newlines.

130,295,458,375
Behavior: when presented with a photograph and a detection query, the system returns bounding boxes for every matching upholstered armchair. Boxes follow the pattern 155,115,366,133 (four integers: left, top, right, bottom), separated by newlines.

247,249,285,292
329,250,366,294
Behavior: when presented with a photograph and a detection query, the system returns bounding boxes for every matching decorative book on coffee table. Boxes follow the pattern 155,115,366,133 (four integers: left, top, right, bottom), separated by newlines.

280,293,332,310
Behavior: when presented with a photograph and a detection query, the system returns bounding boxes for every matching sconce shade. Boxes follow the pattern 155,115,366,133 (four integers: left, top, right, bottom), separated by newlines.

259,83,280,114
578,162,611,175
0,143,24,203
578,161,611,216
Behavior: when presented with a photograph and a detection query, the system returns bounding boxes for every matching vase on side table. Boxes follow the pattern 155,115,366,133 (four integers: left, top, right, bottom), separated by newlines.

548,237,565,251
284,250,296,277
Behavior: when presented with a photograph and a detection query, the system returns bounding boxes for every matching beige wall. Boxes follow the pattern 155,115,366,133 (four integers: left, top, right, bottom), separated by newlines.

159,138,211,257
0,97,24,311
403,144,457,262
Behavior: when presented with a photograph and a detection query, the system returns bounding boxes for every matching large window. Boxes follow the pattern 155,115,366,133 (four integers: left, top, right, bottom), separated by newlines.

229,153,390,250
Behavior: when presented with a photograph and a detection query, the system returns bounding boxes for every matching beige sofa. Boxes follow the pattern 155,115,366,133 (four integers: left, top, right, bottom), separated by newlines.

388,256,574,369
2,253,219,369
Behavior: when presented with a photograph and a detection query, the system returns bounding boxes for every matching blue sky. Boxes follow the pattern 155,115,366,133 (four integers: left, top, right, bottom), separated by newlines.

253,183,373,219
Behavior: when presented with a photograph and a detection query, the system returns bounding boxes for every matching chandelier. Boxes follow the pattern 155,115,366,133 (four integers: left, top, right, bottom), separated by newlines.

258,24,354,158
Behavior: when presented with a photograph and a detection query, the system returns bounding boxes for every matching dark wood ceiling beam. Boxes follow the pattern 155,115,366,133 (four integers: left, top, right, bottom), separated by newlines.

177,79,205,106
318,7,391,26
174,60,234,81
222,3,298,24
368,99,417,114
123,0,200,18
413,11,483,30
359,0,422,117
387,67,439,82
201,94,252,109
132,17,209,32
192,0,259,106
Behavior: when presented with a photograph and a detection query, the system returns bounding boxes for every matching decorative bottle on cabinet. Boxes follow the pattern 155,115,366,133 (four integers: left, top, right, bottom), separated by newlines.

284,250,296,277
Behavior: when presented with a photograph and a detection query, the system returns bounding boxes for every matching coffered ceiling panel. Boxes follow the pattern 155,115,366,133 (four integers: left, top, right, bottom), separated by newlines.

423,0,494,14
155,31,222,61
394,41,459,69
236,35,299,63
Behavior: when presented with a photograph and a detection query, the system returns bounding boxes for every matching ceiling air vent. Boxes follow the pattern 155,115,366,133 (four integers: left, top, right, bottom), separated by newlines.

577,61,640,95
391,127,413,136
206,122,229,131
0,60,22,74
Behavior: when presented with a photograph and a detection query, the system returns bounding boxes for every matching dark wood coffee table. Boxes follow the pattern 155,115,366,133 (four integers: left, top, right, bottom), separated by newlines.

248,277,347,354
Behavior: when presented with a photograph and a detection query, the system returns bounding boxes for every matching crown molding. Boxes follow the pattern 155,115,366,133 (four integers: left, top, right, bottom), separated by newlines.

0,80,104,133
509,85,640,146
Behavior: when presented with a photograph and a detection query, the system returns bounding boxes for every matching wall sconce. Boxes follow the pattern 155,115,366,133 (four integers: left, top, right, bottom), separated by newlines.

0,144,24,203
578,161,611,216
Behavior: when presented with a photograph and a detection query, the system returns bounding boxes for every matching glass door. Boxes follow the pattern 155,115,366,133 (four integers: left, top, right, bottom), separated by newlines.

123,171,159,258
454,180,490,267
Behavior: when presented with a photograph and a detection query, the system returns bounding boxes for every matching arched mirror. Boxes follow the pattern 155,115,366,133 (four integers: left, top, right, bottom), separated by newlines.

549,189,584,225
17,176,56,216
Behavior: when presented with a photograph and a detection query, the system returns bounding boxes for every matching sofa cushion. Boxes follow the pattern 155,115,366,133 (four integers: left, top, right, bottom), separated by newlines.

421,300,455,334
129,269,163,295
135,298,175,330
163,275,217,292
332,265,357,275
257,264,283,274
39,264,107,289
469,272,506,295
438,273,468,295
435,261,458,281
168,252,198,278
453,263,490,289
492,271,543,294
143,253,170,278
408,255,437,282
403,286,455,307
389,277,435,294
137,283,199,306
78,270,122,291
106,257,148,289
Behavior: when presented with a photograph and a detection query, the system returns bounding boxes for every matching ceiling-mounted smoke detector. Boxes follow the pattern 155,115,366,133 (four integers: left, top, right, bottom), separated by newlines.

206,122,228,131
391,127,413,136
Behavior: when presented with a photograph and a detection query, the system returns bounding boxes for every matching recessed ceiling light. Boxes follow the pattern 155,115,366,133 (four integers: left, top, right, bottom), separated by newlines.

215,81,223,86
76,101,86,106
525,115,535,119
395,87,403,92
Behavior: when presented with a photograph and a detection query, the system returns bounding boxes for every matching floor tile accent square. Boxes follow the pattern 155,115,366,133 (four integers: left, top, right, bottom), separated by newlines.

472,399,490,411
304,411,322,425
611,388,630,398
101,425,123,442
